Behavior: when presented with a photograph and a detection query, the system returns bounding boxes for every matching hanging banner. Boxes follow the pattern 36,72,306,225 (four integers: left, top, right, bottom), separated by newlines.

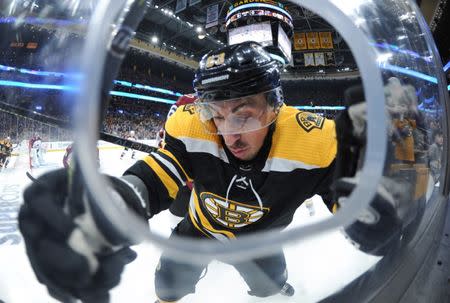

306,32,320,49
325,52,335,66
293,32,307,50
314,52,325,66
319,32,333,49
175,0,188,13
304,53,315,66
206,4,219,28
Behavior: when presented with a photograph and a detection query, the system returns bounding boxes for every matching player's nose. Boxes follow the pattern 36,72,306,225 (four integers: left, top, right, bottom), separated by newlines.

222,133,241,147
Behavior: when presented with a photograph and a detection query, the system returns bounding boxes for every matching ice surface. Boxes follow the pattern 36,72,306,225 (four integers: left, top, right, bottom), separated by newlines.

0,146,381,303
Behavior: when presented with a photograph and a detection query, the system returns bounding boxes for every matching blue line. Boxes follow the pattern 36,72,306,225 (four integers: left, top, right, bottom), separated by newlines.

0,80,177,104
448,84,450,91
379,64,438,84
109,91,176,104
1,63,183,96
131,83,180,96
113,80,132,87
371,42,432,62
0,80,76,91
444,61,450,72
0,64,79,78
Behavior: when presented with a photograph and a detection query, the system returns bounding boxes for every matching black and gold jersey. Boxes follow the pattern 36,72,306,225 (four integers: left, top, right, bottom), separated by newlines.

125,104,337,240
0,140,13,155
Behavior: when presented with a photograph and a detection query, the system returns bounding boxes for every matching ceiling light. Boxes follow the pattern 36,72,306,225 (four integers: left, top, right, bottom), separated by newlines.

196,26,203,33
198,33,206,39
151,36,158,43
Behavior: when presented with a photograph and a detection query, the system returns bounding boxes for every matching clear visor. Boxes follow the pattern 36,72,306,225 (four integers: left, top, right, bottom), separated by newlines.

195,89,282,135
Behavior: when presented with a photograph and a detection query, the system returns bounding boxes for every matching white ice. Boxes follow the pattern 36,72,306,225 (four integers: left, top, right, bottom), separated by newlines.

0,144,381,303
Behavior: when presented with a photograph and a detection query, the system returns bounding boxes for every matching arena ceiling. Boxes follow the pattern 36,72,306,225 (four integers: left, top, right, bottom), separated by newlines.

137,0,449,69
138,0,348,67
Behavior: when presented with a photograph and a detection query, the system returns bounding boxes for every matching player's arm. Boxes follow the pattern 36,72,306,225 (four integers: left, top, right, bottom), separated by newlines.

17,151,191,303
332,78,419,256
122,110,193,219
18,110,194,302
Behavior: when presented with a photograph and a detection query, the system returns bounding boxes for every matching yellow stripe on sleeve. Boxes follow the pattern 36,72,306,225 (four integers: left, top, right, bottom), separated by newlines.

158,148,193,182
143,155,179,199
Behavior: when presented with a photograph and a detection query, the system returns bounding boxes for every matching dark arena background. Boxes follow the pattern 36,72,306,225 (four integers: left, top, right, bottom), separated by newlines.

0,1,449,303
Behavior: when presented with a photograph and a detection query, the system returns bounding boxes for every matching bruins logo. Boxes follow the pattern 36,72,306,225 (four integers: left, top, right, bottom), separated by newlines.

182,103,196,115
199,192,269,229
296,112,325,132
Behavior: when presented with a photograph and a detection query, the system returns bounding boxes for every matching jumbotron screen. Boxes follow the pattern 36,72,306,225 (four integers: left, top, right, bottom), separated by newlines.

228,22,273,46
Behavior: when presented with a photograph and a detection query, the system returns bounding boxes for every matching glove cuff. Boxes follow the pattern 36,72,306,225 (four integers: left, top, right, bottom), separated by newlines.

86,176,147,248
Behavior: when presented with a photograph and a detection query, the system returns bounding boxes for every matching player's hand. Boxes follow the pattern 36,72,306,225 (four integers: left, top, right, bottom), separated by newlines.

19,169,138,302
332,174,414,255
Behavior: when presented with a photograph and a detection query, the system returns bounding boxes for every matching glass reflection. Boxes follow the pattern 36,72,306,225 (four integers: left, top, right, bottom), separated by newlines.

0,0,448,303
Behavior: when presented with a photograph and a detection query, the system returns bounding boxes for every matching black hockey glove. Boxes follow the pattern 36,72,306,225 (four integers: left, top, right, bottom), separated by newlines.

18,169,145,303
333,78,417,256
332,175,414,255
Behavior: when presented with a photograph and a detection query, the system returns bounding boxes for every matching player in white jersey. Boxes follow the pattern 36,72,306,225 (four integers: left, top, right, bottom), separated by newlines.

120,130,138,160
29,134,45,168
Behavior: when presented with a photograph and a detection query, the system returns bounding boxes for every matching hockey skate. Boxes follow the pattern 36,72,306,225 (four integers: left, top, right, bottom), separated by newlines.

280,282,295,297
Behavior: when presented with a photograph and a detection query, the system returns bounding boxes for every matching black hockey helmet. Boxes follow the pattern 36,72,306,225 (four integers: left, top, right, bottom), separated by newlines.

193,41,282,103
193,42,284,135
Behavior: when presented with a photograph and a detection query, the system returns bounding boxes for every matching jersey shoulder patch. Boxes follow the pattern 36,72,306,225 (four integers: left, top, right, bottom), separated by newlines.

271,106,336,167
182,103,196,115
296,112,325,132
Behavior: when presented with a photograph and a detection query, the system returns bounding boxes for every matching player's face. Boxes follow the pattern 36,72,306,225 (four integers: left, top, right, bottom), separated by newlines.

197,91,279,160
197,90,279,135
222,126,269,161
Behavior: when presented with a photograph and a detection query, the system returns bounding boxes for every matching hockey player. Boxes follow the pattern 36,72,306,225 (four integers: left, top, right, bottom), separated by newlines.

18,42,413,303
0,136,13,169
29,133,45,168
120,130,138,160
63,143,100,168
62,143,73,169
